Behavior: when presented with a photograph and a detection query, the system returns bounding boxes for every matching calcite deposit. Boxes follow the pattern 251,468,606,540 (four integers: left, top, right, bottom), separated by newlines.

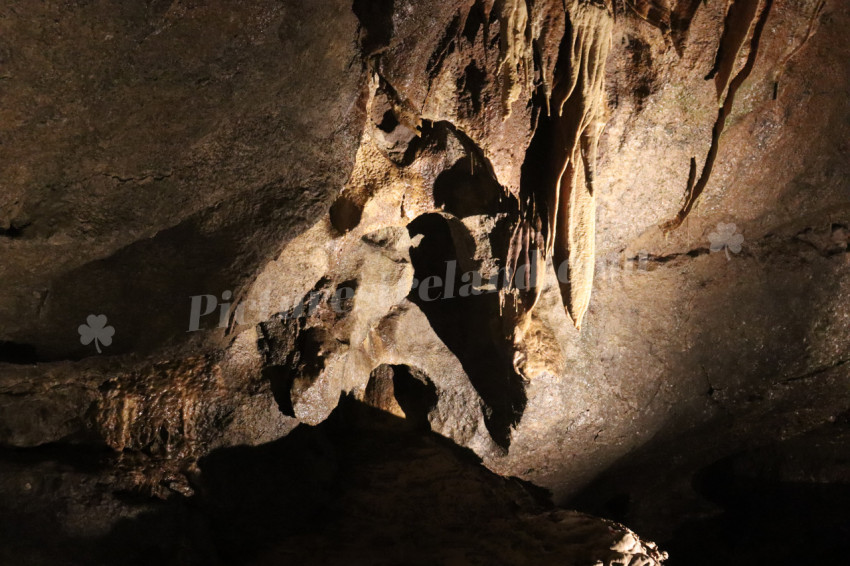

1,0,848,563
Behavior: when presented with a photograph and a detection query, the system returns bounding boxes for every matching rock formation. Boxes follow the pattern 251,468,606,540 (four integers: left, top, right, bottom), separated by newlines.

1,0,848,563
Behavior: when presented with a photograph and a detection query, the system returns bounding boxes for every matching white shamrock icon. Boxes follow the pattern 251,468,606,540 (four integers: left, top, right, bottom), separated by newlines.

78,314,115,354
708,222,744,260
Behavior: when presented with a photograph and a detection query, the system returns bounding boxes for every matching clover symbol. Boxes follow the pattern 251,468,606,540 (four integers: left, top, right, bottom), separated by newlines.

78,314,115,354
708,222,744,260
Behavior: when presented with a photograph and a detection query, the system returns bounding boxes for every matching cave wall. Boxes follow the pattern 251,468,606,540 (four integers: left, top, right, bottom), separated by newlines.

0,0,848,563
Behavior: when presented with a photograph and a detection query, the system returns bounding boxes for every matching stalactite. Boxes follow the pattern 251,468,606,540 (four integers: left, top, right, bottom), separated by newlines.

705,0,763,101
503,0,613,334
495,0,535,117
662,0,773,233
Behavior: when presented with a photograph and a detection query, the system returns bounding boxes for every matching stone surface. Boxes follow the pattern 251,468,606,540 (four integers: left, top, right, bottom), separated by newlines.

1,0,849,563
0,399,668,566
0,0,367,359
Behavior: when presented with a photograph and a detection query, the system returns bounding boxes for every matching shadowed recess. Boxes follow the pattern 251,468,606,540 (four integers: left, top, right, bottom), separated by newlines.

329,194,363,234
364,364,438,430
0,398,559,565
406,212,526,448
434,156,505,218
352,0,395,55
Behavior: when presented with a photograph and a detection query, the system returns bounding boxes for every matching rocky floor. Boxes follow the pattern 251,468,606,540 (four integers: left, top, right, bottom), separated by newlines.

0,398,668,566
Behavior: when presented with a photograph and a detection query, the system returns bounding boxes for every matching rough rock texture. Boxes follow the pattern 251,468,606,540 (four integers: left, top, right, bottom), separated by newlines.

2,0,849,563
0,399,668,565
0,0,367,359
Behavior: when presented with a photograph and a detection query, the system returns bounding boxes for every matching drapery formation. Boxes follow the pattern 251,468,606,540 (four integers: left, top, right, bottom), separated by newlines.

503,0,613,333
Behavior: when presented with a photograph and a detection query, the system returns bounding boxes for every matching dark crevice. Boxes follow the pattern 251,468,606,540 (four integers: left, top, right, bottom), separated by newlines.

259,281,338,417
391,364,438,430
670,0,704,54
0,221,31,238
623,0,671,41
530,37,545,127
352,0,395,55
373,71,419,127
264,364,297,417
781,357,849,384
426,11,464,79
794,223,850,257
458,60,487,116
462,0,487,44
376,108,399,133
106,172,172,184
628,221,849,271
704,0,761,90
624,0,705,56
772,0,826,98
329,194,363,235
625,247,710,266
0,341,41,365
272,326,326,415
333,279,358,316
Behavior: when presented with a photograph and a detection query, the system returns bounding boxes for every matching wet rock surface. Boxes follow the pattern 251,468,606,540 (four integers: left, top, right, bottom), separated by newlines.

1,0,849,563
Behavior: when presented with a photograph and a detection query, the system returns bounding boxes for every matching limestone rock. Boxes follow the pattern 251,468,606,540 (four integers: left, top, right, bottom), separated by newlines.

2,0,850,563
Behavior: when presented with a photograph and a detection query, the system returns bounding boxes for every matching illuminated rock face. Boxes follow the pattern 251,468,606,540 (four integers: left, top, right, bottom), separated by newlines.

1,0,849,563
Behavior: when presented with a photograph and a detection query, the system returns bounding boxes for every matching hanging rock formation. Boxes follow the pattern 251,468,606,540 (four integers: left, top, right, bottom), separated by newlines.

1,0,849,563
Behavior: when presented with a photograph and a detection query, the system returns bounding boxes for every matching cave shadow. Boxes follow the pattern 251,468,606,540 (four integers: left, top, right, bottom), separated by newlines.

433,157,504,218
389,364,439,430
365,363,439,432
16,397,549,566
567,219,850,564
19,181,326,362
352,0,394,55
406,213,526,449
569,416,850,566
662,452,850,566
0,442,199,566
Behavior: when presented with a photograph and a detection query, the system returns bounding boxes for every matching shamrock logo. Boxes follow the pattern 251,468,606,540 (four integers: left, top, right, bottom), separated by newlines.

708,222,744,260
78,314,115,354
